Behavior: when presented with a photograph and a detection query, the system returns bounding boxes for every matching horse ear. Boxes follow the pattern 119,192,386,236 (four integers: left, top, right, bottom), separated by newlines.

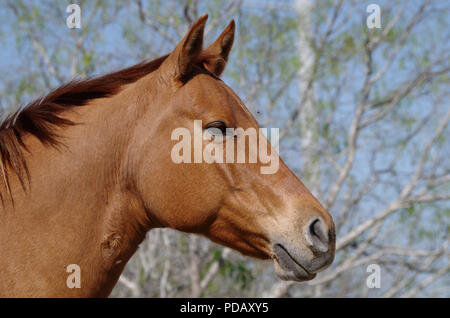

162,14,208,80
201,20,235,76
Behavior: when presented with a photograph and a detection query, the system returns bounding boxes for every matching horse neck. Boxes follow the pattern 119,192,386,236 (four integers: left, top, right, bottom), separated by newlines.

0,86,152,297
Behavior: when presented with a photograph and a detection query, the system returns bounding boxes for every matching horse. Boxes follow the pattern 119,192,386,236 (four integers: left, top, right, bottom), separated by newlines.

0,15,335,297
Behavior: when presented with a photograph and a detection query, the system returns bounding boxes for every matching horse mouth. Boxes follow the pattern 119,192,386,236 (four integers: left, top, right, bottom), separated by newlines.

272,244,316,282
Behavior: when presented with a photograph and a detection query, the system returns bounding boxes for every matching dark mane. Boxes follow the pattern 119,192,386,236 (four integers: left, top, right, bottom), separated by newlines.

0,54,169,202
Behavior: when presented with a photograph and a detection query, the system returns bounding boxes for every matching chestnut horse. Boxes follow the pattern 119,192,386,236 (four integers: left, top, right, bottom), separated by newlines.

0,15,335,297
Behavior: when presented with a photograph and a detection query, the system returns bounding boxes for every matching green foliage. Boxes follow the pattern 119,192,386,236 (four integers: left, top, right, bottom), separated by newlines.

178,236,188,253
218,259,254,290
82,51,95,72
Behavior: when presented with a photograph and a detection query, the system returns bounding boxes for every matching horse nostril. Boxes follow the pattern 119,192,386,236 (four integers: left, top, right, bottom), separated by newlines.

306,218,329,253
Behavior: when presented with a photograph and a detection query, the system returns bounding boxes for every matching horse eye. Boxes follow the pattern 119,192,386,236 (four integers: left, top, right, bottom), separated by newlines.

205,121,227,135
